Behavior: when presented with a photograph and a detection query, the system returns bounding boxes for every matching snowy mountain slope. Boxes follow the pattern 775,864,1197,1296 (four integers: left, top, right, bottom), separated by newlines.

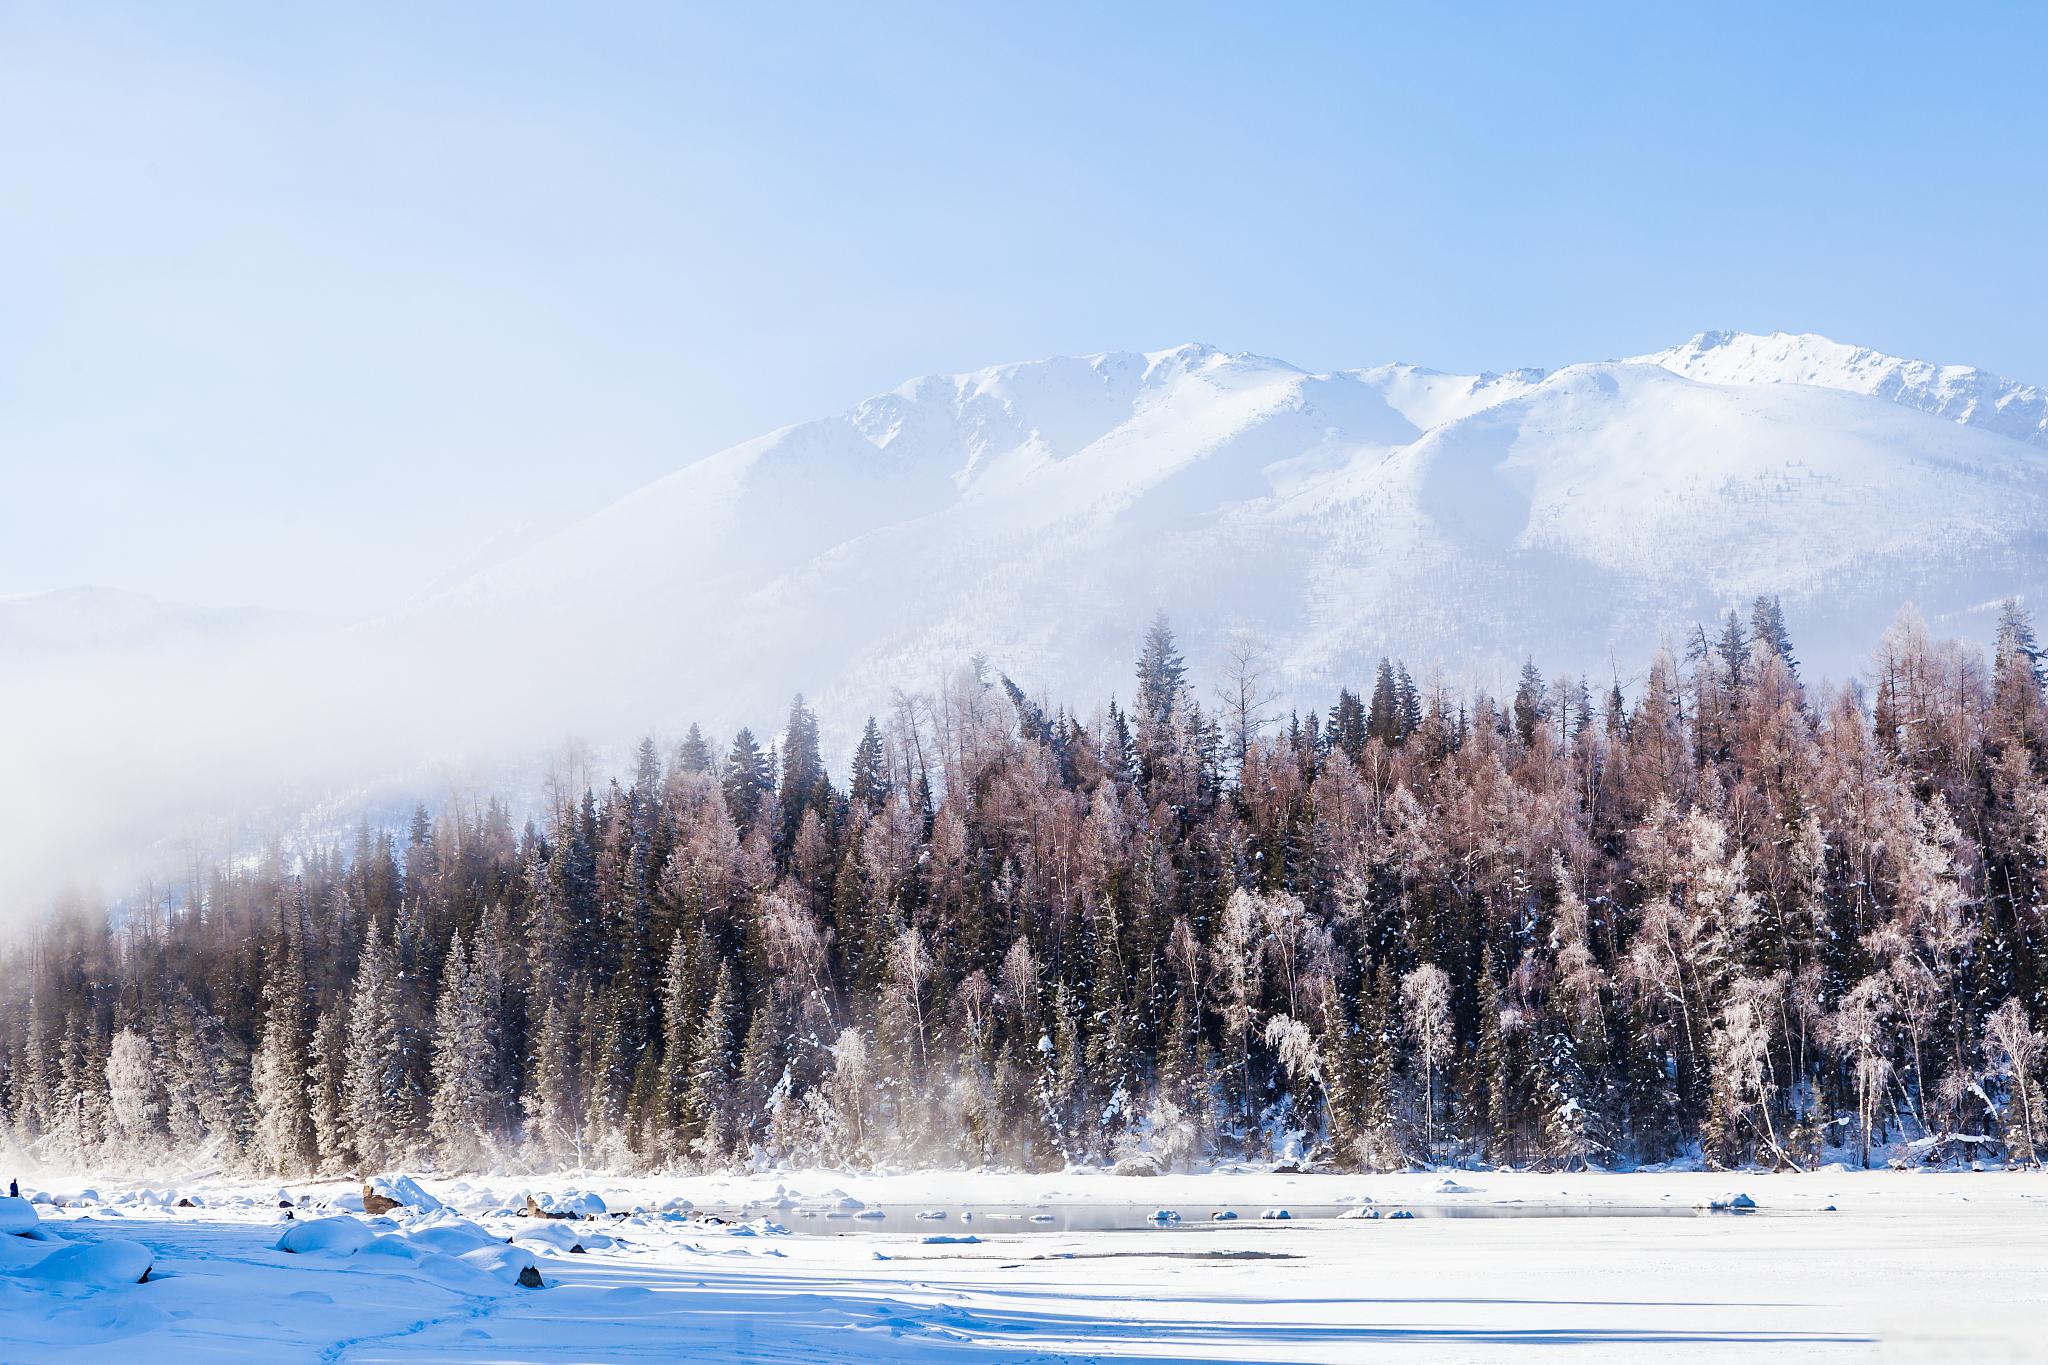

1639,330,2048,447
412,333,2048,743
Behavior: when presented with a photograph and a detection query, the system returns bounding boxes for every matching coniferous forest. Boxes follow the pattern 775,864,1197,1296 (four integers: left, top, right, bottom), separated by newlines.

5,599,2048,1178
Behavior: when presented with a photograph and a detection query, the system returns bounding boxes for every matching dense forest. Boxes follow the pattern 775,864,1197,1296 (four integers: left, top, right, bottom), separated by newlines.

4,599,2047,1178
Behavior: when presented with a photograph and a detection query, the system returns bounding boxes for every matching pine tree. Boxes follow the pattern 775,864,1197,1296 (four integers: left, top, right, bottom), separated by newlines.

1366,660,1402,746
1328,688,1368,762
676,723,715,776
686,959,739,1165
722,728,773,829
850,717,892,809
252,938,316,1176
1512,661,1547,747
778,694,830,848
1135,612,1189,728
429,929,493,1169
1749,594,1798,678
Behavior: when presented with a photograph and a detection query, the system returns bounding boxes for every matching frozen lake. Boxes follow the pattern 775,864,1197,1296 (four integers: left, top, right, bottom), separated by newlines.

745,1200,1753,1235
1,1168,2038,1363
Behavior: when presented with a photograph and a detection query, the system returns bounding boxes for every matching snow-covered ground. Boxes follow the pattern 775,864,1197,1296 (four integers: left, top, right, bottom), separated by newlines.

2,1168,2043,1363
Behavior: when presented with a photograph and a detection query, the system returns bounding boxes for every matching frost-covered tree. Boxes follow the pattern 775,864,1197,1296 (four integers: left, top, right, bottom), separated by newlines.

104,1027,158,1143
429,930,494,1169
1401,964,1453,1163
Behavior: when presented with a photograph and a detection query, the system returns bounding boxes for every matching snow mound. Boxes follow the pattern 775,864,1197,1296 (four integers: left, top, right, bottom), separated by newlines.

16,1240,154,1288
1342,1207,1382,1220
922,1235,982,1245
276,1216,374,1256
1260,1208,1291,1220
525,1190,606,1220
458,1243,543,1287
0,1196,39,1235
356,1234,423,1263
404,1218,502,1256
1211,1211,1238,1221
1701,1192,1757,1211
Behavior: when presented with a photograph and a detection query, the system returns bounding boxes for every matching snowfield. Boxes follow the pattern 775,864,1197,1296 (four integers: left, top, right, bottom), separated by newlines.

2,1169,2043,1363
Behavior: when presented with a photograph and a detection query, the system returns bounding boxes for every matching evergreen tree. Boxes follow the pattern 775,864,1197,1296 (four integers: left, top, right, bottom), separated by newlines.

1750,594,1798,677
722,728,773,829
686,960,739,1164
676,723,715,776
429,929,493,1169
849,717,892,809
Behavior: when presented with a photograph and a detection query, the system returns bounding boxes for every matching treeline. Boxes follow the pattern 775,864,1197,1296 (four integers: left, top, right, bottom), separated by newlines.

4,601,2048,1176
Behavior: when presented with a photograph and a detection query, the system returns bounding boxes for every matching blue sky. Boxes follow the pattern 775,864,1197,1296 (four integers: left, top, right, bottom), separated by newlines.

5,2,2045,613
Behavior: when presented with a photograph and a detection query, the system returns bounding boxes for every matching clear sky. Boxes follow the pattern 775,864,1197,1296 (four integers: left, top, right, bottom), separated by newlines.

5,2,2045,615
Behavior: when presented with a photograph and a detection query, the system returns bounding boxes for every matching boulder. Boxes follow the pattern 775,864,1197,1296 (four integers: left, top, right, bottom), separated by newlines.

363,1175,442,1216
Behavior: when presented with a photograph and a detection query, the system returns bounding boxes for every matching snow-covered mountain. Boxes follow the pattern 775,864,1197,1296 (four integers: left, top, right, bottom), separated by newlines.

411,331,2046,739
1637,330,2048,448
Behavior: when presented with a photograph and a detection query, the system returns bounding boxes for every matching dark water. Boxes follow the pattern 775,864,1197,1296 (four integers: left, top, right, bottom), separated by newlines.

694,1201,1746,1236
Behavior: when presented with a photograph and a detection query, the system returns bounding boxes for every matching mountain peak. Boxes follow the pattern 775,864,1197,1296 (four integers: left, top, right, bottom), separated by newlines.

1637,331,2048,446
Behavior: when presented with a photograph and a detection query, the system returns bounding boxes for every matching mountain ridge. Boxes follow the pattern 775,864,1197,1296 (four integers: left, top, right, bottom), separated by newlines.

404,330,2046,743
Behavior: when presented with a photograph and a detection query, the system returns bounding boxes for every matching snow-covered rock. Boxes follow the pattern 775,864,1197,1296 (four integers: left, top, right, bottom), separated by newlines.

276,1216,375,1256
362,1174,441,1216
1701,1192,1757,1211
525,1191,605,1220
0,1196,38,1236
15,1240,154,1288
458,1243,544,1288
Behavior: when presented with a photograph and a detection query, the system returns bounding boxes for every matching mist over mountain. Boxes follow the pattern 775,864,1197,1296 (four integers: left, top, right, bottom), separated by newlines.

5,329,2044,916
